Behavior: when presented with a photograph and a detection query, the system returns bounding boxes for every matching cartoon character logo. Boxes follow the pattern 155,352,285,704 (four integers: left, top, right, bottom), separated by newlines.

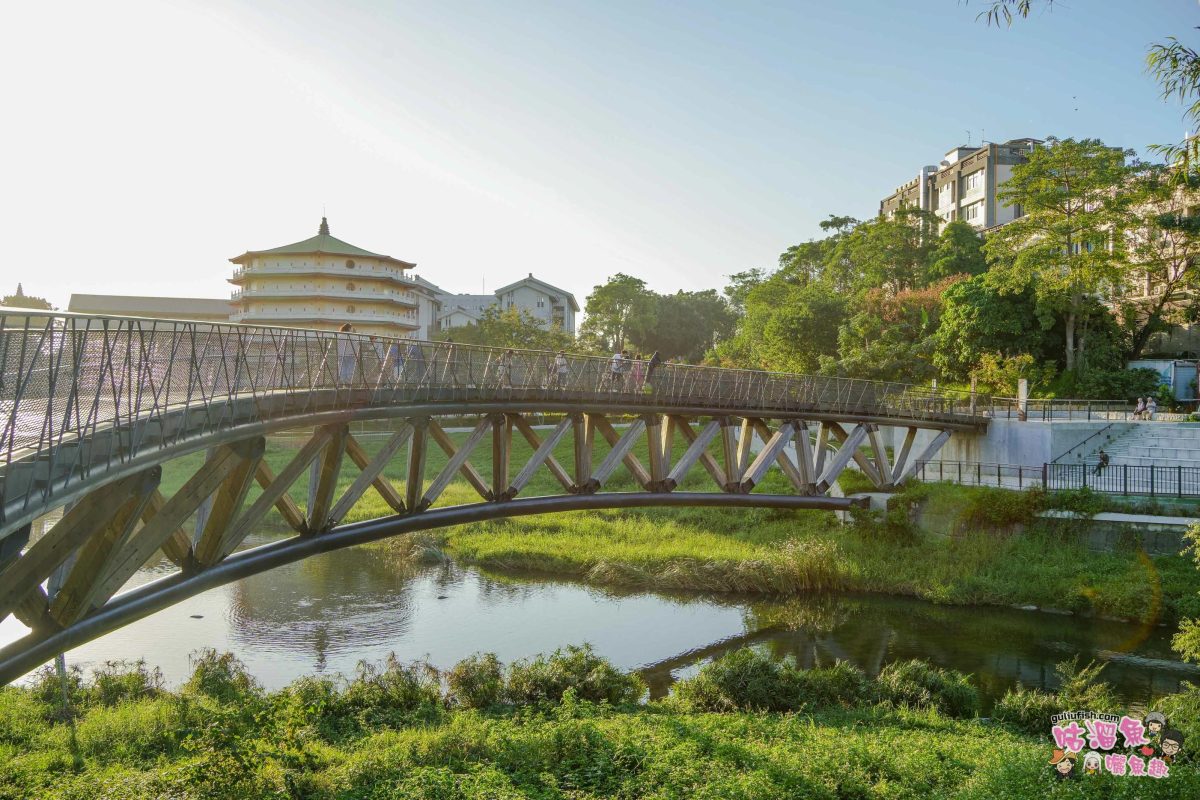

1082,751,1102,775
1160,729,1184,764
1145,712,1167,741
1050,748,1076,780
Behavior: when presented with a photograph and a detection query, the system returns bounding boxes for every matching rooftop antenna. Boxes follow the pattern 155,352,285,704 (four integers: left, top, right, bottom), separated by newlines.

965,129,971,146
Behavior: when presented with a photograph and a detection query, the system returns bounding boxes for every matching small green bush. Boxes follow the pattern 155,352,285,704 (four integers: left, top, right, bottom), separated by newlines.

1046,487,1106,516
447,653,506,709
875,659,979,718
87,659,163,707
506,644,642,706
342,656,444,728
991,686,1060,734
182,649,260,704
791,661,872,708
1053,657,1118,713
74,697,182,762
671,648,793,712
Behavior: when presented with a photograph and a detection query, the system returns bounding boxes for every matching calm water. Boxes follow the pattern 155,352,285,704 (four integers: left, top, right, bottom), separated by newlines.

2,539,1194,708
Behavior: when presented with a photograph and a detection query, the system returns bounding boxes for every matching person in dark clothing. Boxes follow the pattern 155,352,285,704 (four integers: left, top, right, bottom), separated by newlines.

1094,449,1109,476
645,351,663,390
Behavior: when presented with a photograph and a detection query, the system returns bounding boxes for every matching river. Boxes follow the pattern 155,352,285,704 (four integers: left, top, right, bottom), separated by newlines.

1,536,1194,709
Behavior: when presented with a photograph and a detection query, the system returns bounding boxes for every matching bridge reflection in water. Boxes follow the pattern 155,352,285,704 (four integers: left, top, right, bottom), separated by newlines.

14,545,1182,709
0,309,990,683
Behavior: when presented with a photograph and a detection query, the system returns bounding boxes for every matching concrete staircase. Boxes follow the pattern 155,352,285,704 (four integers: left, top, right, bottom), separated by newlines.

1100,423,1200,467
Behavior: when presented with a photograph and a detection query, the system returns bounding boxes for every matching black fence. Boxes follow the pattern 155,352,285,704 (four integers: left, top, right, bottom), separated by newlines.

917,460,1200,498
1045,462,1200,498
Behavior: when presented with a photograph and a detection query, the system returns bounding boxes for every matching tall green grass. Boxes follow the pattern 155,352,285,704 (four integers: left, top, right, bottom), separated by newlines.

153,430,1200,623
6,649,1194,799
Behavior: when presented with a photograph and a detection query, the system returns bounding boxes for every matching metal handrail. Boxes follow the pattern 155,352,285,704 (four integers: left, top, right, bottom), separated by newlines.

0,307,993,528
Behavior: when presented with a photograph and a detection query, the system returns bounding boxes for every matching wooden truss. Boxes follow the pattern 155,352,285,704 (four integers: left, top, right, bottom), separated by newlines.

0,413,948,640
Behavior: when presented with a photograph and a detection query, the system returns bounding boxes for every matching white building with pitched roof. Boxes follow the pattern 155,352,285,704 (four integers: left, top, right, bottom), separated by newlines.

435,274,578,335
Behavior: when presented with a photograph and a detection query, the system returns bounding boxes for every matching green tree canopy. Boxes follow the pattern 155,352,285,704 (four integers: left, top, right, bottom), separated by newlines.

436,307,573,351
928,221,988,281
579,274,655,353
983,137,1134,371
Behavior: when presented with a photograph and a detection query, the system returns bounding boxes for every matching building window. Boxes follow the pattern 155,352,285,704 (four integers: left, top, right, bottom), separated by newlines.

963,170,983,193
346,260,355,269
537,298,545,308
965,202,982,222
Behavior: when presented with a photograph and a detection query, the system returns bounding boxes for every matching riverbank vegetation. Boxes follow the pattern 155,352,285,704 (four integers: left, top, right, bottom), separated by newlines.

151,429,1200,627
4,647,1197,799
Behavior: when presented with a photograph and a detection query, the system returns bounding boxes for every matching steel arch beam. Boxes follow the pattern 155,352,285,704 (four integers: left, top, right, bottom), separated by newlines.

0,491,863,686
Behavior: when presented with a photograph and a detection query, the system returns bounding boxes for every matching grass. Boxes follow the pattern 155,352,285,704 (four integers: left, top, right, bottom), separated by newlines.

5,649,1197,799
152,425,1200,624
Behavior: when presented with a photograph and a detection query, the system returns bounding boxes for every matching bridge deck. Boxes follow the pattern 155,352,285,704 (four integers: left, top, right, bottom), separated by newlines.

1,309,988,537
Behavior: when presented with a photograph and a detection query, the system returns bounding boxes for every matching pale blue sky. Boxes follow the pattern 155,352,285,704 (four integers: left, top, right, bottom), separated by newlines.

4,0,1199,310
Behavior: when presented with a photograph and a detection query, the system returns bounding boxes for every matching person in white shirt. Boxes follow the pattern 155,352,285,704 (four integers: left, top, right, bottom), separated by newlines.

553,350,569,388
609,350,626,390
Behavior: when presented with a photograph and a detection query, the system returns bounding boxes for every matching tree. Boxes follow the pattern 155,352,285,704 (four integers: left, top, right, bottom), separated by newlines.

928,221,987,280
578,274,655,353
1115,168,1200,360
722,268,765,314
635,290,736,362
983,137,1134,372
2,283,52,310
715,279,846,373
829,207,940,294
932,274,1054,380
436,307,573,351
823,275,965,383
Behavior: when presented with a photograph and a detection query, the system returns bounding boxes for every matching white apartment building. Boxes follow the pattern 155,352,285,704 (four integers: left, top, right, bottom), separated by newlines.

227,218,440,338
436,273,578,335
881,138,1042,231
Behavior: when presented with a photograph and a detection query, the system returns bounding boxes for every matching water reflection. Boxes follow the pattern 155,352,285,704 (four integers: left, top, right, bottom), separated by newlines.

5,543,1194,710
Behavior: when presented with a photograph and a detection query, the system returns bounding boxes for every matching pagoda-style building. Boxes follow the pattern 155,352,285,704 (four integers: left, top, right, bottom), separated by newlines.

228,218,439,337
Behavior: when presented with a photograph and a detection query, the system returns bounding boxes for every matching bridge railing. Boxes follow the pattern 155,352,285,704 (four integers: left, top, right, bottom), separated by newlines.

0,309,988,484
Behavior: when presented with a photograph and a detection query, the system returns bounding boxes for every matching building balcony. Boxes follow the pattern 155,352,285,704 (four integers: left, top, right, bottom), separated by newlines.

230,309,419,328
229,263,423,288
231,286,418,309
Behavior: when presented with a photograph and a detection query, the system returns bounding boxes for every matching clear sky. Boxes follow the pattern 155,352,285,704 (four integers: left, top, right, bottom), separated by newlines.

4,0,1200,311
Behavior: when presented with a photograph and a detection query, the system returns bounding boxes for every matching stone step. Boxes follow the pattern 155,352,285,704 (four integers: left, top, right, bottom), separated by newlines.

1106,456,1200,468
1112,446,1200,459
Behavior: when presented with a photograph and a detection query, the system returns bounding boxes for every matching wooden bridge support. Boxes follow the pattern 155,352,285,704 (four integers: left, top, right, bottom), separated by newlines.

0,408,954,685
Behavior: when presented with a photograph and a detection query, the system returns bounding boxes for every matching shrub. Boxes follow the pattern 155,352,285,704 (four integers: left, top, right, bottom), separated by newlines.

277,675,355,741
505,645,642,706
1053,657,1118,714
991,686,1061,734
342,655,444,728
671,648,795,712
26,662,85,717
1074,368,1161,401
0,687,51,747
1046,487,1106,516
791,661,872,708
87,659,163,707
875,659,979,718
182,649,260,704
956,486,1043,533
447,653,506,709
74,697,182,762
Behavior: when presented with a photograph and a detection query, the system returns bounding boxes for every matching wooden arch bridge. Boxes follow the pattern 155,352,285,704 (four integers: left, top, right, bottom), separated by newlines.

0,309,988,683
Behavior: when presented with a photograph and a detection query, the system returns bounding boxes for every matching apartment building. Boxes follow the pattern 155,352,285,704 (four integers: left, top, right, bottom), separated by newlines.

435,274,579,335
880,138,1042,230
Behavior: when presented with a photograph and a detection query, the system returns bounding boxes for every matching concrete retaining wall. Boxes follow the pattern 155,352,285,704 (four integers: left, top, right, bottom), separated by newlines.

884,420,1135,469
